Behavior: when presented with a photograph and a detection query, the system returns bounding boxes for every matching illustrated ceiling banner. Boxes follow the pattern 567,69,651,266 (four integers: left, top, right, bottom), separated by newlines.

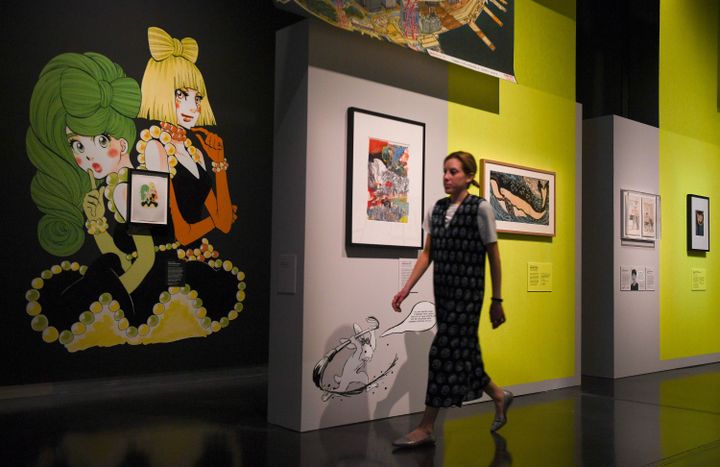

275,0,515,82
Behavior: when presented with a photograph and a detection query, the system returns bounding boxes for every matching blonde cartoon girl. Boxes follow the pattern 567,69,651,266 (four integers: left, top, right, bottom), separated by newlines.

137,27,236,246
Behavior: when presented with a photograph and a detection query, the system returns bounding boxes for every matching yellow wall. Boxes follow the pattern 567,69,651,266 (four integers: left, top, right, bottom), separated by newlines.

448,0,577,385
659,0,720,359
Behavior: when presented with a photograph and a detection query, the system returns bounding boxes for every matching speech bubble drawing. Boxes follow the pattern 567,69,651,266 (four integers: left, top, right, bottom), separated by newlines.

381,301,436,337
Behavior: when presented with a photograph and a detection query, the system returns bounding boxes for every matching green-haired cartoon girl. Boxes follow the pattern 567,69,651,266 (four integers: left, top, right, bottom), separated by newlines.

26,52,158,345
28,52,155,287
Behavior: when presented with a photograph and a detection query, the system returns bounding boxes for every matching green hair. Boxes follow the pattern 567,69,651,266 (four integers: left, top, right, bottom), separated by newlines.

27,52,141,256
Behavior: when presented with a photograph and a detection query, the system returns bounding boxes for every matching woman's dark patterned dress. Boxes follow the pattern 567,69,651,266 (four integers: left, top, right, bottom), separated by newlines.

426,195,491,407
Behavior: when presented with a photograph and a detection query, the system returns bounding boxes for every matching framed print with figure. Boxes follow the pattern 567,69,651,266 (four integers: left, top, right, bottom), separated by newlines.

641,194,658,239
347,107,425,249
621,190,660,242
687,194,709,251
481,159,555,236
127,169,170,226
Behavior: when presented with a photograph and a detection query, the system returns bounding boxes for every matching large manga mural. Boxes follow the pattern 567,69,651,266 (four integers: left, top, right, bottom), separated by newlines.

24,27,246,352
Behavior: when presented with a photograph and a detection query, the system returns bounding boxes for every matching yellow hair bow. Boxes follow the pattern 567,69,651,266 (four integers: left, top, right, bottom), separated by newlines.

147,26,199,63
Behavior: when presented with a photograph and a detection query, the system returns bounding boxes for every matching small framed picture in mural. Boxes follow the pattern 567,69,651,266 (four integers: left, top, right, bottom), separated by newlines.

621,190,660,242
347,107,425,249
127,169,170,226
481,159,555,236
687,194,710,251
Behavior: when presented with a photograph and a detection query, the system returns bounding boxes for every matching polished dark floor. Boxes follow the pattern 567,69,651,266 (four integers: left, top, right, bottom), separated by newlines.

2,363,720,466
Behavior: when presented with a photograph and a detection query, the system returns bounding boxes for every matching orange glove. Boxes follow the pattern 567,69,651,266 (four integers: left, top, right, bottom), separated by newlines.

192,127,225,163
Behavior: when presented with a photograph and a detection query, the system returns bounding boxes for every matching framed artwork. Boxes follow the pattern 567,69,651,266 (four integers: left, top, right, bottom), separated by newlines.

481,159,555,236
127,169,169,226
687,194,709,251
347,107,425,249
641,194,658,239
621,190,660,242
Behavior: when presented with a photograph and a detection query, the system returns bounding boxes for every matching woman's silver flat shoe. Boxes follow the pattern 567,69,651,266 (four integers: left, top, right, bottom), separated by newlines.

490,390,514,432
392,433,436,449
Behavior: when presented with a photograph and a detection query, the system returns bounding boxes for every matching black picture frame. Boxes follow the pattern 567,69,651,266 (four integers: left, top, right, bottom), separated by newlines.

127,169,170,227
687,194,710,251
346,107,425,249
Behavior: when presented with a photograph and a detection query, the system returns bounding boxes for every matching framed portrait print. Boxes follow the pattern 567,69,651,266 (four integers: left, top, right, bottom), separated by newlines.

621,190,660,242
347,107,425,249
687,194,709,251
481,160,555,236
641,194,658,239
127,169,169,226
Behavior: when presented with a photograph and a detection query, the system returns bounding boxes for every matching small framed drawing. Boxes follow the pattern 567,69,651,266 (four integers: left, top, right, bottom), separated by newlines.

621,190,659,241
347,107,425,248
127,169,170,226
481,159,555,236
687,194,709,251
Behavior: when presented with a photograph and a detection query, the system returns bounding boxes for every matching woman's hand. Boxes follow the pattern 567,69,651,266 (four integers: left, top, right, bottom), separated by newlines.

83,169,105,221
192,127,225,163
490,301,506,329
391,288,409,312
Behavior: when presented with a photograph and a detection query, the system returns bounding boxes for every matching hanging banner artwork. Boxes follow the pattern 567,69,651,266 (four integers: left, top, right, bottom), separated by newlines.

275,0,515,82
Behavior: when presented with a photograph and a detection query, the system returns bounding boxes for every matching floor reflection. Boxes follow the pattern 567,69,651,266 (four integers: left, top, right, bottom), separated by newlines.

33,423,241,467
2,363,719,466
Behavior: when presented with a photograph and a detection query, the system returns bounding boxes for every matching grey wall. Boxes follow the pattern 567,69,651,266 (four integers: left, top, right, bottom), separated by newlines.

612,116,661,378
268,21,310,430
269,20,448,432
582,116,615,378
582,115,660,378
583,115,720,378
298,65,447,431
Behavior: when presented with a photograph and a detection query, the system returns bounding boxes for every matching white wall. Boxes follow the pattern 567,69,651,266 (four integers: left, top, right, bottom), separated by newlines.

299,66,449,431
612,116,662,378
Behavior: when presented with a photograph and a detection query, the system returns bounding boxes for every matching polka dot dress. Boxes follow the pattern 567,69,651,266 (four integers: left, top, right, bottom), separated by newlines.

426,195,491,408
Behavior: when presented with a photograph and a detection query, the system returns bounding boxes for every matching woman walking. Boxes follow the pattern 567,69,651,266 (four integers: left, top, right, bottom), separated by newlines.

391,151,513,448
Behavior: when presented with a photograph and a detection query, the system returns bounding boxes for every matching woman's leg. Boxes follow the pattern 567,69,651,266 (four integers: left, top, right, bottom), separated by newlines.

484,381,508,419
401,406,440,441
485,380,514,431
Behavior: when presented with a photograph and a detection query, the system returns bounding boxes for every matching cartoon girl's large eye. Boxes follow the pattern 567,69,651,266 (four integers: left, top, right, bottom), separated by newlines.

175,89,187,101
70,140,84,154
195,95,203,106
95,134,109,148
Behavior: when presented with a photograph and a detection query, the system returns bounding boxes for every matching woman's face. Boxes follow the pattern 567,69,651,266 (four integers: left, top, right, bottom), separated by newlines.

67,129,128,179
443,157,473,197
175,88,202,129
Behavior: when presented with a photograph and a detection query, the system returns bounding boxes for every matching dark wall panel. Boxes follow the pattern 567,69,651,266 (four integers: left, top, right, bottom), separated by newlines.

0,0,299,385
577,0,659,127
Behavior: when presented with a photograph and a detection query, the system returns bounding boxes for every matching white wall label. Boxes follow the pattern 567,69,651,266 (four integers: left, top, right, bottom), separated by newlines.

645,267,656,291
398,258,417,292
621,265,646,291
